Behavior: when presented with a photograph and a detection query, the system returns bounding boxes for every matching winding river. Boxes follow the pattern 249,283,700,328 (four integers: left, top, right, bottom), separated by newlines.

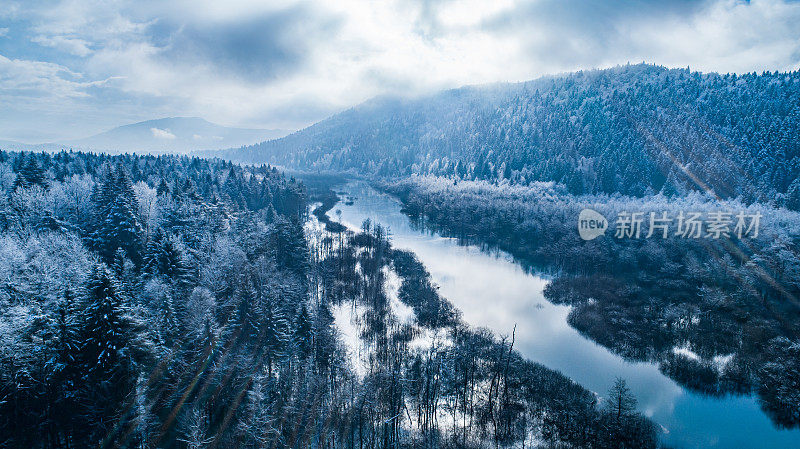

326,181,800,449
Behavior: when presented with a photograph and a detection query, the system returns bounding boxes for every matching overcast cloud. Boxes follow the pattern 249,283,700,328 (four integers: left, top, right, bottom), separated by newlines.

0,0,799,142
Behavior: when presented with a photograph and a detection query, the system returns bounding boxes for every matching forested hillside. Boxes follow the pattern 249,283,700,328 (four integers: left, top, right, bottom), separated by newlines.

0,150,311,447
381,175,800,429
0,151,658,448
217,64,800,203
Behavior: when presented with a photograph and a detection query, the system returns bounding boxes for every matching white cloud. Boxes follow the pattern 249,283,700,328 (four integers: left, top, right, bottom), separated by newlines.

0,28,9,37
0,54,113,98
31,34,93,57
1,0,799,142
627,0,800,74
150,127,176,139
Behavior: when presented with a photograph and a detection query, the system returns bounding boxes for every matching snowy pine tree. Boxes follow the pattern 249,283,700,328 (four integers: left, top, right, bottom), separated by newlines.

92,166,145,266
293,303,313,360
77,263,140,445
80,263,134,375
13,154,49,191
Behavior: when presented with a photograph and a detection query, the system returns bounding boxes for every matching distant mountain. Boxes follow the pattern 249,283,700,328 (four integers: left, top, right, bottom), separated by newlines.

0,140,68,153
214,64,800,202
62,117,287,154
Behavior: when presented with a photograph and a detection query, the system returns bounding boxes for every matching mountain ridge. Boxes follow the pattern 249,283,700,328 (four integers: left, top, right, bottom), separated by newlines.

212,64,800,203
63,117,288,154
0,117,289,154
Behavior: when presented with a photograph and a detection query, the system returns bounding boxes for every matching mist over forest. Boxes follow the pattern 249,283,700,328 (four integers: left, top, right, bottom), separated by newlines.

219,64,800,202
2,63,800,449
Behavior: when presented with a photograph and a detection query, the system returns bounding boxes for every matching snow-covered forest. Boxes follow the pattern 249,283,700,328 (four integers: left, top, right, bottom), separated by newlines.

208,62,800,437
4,0,800,445
380,175,800,429
4,64,800,449
0,150,660,448
218,64,800,203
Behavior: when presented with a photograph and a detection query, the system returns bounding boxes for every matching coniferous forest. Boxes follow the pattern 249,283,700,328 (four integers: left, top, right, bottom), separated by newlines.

219,65,800,203
0,150,659,448
4,67,800,449
380,176,800,429
205,65,800,447
4,0,800,447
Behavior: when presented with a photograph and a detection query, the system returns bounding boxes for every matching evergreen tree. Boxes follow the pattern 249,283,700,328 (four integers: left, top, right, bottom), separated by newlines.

606,377,637,423
156,178,171,196
13,154,49,191
53,289,81,375
154,287,179,347
786,177,800,211
313,301,336,373
264,203,278,224
80,264,134,376
48,289,82,440
77,264,139,446
261,296,290,375
94,166,145,266
293,303,313,360
144,230,193,289
268,217,309,275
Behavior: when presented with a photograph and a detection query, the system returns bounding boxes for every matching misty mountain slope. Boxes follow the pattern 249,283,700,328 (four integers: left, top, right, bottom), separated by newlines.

65,117,287,153
217,64,800,201
0,140,66,153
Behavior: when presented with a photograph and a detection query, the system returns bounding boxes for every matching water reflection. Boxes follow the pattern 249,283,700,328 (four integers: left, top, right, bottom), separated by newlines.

327,181,800,449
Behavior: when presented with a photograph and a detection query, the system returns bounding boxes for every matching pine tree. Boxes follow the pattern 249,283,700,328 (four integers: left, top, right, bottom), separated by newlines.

268,217,309,275
786,177,800,210
144,230,193,288
313,301,336,373
48,289,82,439
77,263,139,446
53,289,81,373
86,173,113,246
94,166,145,266
606,377,637,423
154,288,179,347
260,183,274,211
13,154,49,191
235,279,261,343
80,264,133,375
261,296,290,375
12,172,29,191
264,203,278,224
156,178,171,196
293,303,313,360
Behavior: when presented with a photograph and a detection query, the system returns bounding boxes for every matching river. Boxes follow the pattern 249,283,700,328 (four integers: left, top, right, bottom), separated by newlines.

324,180,800,449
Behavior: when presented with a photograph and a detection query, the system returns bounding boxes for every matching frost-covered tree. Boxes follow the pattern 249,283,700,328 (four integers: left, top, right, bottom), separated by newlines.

13,154,49,191
293,303,313,360
92,166,144,266
77,263,141,445
606,378,637,422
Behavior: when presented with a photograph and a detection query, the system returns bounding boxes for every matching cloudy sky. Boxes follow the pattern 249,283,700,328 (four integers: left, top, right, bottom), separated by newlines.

1,0,799,142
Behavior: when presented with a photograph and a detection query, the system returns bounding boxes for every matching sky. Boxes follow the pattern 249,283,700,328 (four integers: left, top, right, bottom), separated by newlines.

0,0,799,143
